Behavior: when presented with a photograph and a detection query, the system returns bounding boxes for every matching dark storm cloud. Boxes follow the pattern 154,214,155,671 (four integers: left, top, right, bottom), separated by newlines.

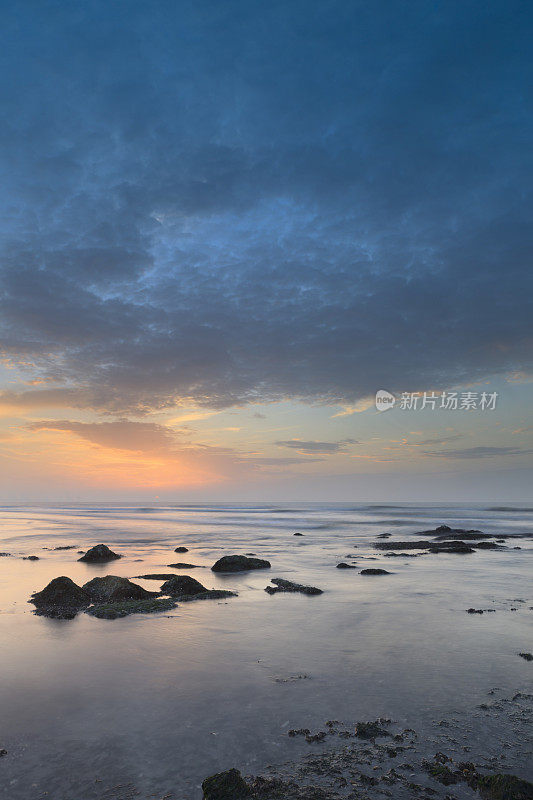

1,0,532,413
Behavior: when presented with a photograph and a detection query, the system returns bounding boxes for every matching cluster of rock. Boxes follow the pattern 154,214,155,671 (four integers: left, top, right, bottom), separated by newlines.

264,578,322,595
374,524,507,555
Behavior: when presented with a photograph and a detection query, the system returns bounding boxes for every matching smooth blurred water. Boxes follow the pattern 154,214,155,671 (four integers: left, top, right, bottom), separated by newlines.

0,502,531,799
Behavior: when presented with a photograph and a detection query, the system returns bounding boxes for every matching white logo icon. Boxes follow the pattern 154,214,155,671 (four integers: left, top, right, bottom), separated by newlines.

375,389,396,412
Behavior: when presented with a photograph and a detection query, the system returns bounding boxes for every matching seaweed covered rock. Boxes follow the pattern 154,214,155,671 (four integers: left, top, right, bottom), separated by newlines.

336,562,357,569
211,555,270,572
174,546,189,553
354,720,391,739
86,598,177,619
475,773,533,799
30,577,90,618
78,544,121,563
265,578,323,595
202,768,250,799
82,576,157,603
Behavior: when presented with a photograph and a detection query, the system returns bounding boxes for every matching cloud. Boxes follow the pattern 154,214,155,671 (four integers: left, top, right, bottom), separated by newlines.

0,1,531,415
275,438,358,454
422,446,533,459
412,434,464,446
27,419,181,453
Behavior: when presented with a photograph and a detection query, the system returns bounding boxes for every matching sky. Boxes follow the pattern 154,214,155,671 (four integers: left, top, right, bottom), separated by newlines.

0,0,532,501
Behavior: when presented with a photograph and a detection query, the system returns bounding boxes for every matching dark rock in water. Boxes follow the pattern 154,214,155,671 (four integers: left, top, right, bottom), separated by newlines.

78,544,121,562
293,532,304,536
30,576,90,618
159,574,237,602
0,552,12,557
82,576,157,603
376,539,474,553
360,568,391,575
211,554,271,572
466,608,485,614
86,598,177,619
336,562,357,569
475,773,533,799
429,540,475,553
265,578,323,595
377,533,392,538
471,541,504,549
167,562,202,568
53,545,78,550
0,749,7,757
134,573,181,580
518,652,533,661
417,524,486,539
174,546,189,553
23,555,39,560
354,720,391,739
202,768,250,799
160,575,207,596
383,551,424,557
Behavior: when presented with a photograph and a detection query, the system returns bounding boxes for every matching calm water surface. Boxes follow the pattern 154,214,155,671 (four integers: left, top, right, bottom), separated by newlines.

0,502,531,798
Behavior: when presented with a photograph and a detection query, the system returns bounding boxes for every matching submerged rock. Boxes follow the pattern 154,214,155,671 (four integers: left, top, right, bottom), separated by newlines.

167,562,202,568
518,652,533,661
293,532,304,536
476,772,533,799
86,597,177,619
354,720,391,739
211,555,271,572
30,577,90,618
417,524,485,539
23,555,39,560
78,544,121,563
360,568,391,575
336,562,357,569
202,768,250,800
82,576,157,603
174,546,189,553
429,540,476,553
265,578,323,595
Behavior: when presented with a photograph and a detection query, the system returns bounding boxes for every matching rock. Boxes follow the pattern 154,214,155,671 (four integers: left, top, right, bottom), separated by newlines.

475,773,533,799
518,652,533,661
336,562,357,569
167,562,202,568
265,578,323,595
0,552,12,557
202,768,250,799
375,540,474,553
377,533,392,538
429,540,476,553
467,608,485,614
134,574,180,580
354,720,391,739
160,575,237,601
78,544,121,562
174,546,189,553
472,541,504,549
360,568,391,575
30,577,90,618
211,555,271,572
82,576,157,603
86,598,177,619
293,532,304,536
23,555,39,560
417,525,487,539
160,575,207,596
0,749,6,757
53,545,78,550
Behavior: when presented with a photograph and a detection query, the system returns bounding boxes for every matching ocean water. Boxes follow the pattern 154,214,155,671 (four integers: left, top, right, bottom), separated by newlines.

0,502,531,799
